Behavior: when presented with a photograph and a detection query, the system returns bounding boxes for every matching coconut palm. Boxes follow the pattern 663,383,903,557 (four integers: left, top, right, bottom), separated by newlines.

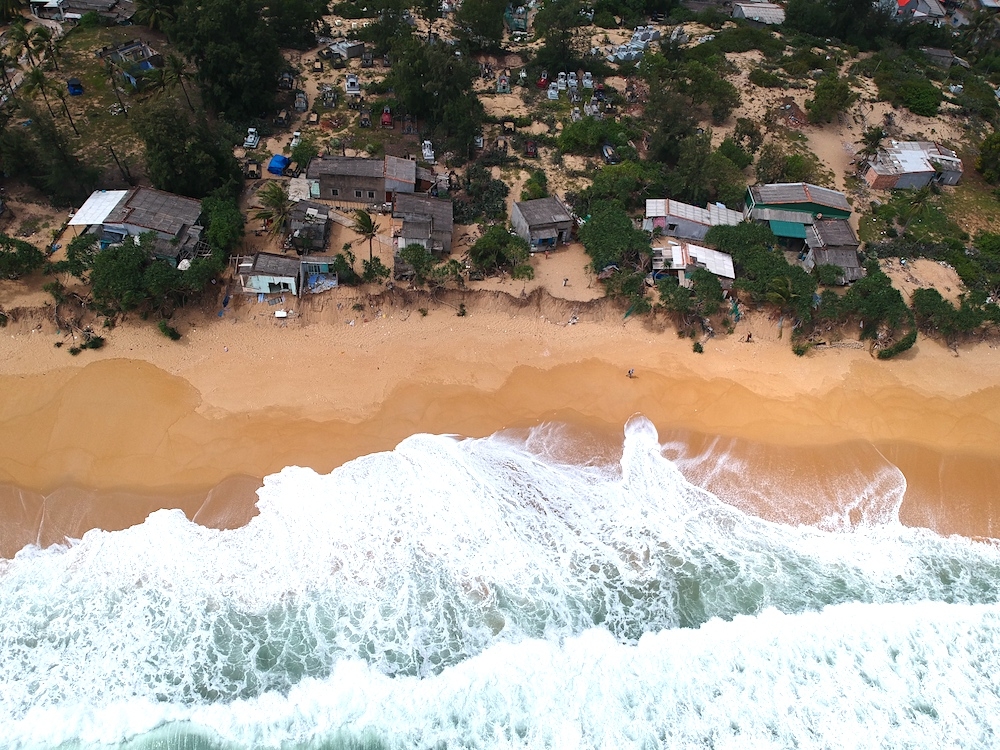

53,86,79,135
253,181,294,236
22,66,58,119
134,0,175,31
8,20,36,68
901,185,932,231
0,45,20,100
164,54,194,111
30,26,55,70
857,125,886,163
0,0,23,23
352,209,380,263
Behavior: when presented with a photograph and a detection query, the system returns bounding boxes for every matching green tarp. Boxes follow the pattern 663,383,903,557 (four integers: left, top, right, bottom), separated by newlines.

769,219,808,239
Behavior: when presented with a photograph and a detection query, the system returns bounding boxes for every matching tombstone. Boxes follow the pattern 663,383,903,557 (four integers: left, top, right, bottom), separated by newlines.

496,74,511,94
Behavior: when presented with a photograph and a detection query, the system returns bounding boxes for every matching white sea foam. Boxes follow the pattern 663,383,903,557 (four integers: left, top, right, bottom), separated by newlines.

1,417,999,749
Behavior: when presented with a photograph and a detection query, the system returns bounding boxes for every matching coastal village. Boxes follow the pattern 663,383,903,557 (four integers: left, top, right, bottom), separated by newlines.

1,0,1000,357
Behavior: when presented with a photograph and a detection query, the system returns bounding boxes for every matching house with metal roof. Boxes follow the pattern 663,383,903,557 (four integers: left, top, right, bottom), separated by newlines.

732,1,785,25
644,198,743,241
746,183,852,219
511,197,574,248
288,201,331,253
861,141,962,190
306,154,421,204
236,253,303,297
69,187,204,266
30,0,135,22
652,239,736,289
804,220,863,284
393,193,454,254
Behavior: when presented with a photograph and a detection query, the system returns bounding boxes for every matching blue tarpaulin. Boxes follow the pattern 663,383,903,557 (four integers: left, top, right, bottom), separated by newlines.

268,155,290,175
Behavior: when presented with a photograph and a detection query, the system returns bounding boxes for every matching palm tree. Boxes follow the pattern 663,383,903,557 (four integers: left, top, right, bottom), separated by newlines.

857,125,886,163
30,26,55,71
352,209,380,262
253,181,294,236
53,86,79,135
140,67,168,98
134,0,175,31
22,66,57,119
901,185,932,231
8,20,36,68
0,45,20,100
0,0,23,23
163,54,194,111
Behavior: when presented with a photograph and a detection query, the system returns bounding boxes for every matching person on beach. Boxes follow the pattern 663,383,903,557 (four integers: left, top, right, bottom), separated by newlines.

627,369,635,378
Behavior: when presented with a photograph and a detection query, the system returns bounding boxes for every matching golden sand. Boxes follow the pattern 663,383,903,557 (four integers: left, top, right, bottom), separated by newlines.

1,282,999,556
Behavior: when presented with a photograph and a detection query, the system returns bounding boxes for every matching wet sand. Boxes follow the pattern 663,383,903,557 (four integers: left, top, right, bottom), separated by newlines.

1,287,999,556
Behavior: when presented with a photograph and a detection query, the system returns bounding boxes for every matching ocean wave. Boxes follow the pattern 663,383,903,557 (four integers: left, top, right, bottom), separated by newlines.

1,417,999,748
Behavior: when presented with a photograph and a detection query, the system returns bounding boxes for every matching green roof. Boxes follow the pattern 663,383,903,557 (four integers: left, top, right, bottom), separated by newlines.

769,219,807,239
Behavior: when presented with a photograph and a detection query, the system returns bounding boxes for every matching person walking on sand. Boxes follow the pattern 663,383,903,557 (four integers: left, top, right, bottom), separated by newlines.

627,368,635,378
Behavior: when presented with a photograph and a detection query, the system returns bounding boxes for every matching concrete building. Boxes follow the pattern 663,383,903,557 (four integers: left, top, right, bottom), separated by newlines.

30,0,135,22
652,239,736,289
306,154,430,204
644,198,743,241
862,141,963,190
511,197,573,248
69,187,204,266
98,40,162,89
237,253,302,297
394,193,454,254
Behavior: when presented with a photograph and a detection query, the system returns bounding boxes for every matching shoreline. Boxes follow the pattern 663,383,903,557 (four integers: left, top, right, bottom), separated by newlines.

2,285,1000,553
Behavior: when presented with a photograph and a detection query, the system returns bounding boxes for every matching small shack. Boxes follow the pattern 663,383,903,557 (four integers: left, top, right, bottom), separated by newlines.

511,196,574,248
67,78,84,96
268,154,290,176
804,219,863,284
288,201,331,253
237,253,301,296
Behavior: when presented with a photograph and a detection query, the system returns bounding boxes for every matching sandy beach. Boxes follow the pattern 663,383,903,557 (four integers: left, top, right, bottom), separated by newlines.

2,268,1000,557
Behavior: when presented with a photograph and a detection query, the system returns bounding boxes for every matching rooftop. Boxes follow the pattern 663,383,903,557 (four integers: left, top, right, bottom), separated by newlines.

105,187,202,236
306,155,384,180
653,240,735,279
809,219,858,249
646,198,742,226
251,252,301,277
69,189,129,226
750,183,852,213
866,140,963,176
394,193,453,232
514,196,573,227
732,1,785,23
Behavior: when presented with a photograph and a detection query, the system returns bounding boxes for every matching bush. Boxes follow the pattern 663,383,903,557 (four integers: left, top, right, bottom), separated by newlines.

877,327,917,359
749,68,785,88
158,320,182,340
693,341,704,353
717,138,753,170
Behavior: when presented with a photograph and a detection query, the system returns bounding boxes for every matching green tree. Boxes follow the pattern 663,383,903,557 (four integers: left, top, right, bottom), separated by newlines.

977,130,1000,184
253,181,294,236
267,0,329,49
170,0,284,120
755,141,787,184
578,203,650,273
690,267,723,315
362,256,391,283
143,259,185,312
454,0,506,48
0,234,45,279
131,100,241,198
202,192,245,253
806,74,857,124
134,0,180,31
352,209,380,263
291,132,320,165
468,225,530,272
89,235,152,313
521,169,549,201
163,53,195,112
22,66,58,119
857,125,886,162
49,232,100,280
0,0,23,22
7,20,35,68
400,242,435,284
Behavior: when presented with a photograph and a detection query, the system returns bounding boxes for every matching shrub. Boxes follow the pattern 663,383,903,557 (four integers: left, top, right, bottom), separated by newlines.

158,320,182,340
749,68,785,88
693,341,704,353
877,327,917,359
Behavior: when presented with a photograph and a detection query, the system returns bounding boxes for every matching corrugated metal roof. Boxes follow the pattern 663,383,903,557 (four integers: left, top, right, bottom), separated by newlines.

394,193,453,233
733,2,785,23
769,220,808,239
69,190,129,226
515,197,573,227
754,183,851,213
384,155,416,184
645,198,742,226
810,219,858,248
657,240,735,279
751,207,813,224
105,187,202,236
306,155,384,179
252,252,301,277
